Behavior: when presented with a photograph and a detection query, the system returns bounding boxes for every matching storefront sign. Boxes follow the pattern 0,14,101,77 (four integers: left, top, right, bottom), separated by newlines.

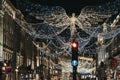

5,66,12,74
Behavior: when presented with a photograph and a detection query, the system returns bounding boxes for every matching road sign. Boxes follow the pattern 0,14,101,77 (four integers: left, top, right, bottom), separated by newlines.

72,60,78,67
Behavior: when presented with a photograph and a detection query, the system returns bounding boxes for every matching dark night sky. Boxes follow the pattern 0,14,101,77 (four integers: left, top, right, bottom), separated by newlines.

31,0,114,15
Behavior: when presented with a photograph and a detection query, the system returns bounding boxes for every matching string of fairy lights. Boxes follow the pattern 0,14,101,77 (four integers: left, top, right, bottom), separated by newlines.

13,0,120,73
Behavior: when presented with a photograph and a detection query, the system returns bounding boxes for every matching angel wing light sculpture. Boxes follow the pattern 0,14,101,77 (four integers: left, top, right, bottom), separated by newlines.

29,4,114,37
25,0,120,54
14,0,120,74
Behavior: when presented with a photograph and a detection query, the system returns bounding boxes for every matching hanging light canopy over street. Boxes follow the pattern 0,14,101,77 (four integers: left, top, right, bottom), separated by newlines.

0,0,120,79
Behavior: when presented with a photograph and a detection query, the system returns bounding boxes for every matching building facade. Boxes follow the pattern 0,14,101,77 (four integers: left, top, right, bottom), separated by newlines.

0,0,58,80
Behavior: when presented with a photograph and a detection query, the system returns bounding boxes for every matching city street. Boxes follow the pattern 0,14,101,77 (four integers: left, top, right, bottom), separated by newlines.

0,0,120,80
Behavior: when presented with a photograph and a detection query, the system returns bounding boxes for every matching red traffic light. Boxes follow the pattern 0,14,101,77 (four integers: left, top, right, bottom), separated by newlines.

71,42,78,48
71,41,78,66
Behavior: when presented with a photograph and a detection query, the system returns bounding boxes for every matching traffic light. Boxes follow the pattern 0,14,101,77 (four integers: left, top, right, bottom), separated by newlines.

71,41,78,67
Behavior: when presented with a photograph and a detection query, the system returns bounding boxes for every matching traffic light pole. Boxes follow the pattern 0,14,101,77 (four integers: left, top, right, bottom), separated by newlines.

73,66,77,80
71,41,78,80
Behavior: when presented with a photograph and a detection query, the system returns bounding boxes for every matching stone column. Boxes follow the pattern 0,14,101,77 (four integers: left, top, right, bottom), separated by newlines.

0,10,4,61
19,55,23,66
0,9,4,80
36,43,40,67
36,56,40,67
36,44,40,80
